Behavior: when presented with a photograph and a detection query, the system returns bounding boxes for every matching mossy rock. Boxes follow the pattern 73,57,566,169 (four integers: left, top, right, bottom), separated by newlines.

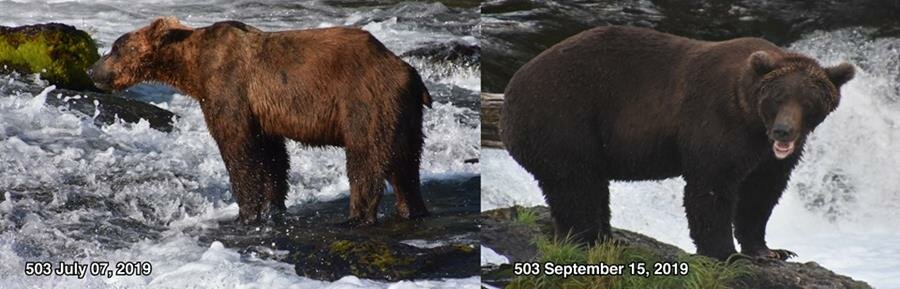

198,177,480,281
0,23,99,91
294,238,476,281
294,238,427,281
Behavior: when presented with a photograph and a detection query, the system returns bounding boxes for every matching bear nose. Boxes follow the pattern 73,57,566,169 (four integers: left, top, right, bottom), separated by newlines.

772,123,792,140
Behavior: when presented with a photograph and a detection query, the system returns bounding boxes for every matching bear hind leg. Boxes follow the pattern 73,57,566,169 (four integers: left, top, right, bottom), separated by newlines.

387,124,428,219
388,154,428,219
683,180,739,260
344,147,388,226
540,177,612,246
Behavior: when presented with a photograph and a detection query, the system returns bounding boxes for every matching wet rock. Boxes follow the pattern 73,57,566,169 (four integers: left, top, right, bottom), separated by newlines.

13,84,177,132
198,176,480,281
482,0,900,92
0,24,174,132
481,205,872,289
0,23,99,91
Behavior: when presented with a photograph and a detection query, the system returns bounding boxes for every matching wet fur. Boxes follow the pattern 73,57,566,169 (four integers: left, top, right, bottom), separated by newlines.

91,18,432,224
501,26,853,260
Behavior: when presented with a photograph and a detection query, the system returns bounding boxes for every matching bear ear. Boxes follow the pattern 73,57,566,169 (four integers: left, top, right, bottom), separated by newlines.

749,51,776,76
151,16,181,29
826,62,855,88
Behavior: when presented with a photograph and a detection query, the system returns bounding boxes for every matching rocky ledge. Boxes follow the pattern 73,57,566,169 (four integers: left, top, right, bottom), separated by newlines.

481,206,872,289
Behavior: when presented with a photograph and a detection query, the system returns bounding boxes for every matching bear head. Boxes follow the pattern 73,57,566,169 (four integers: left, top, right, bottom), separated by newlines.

743,51,854,160
88,17,194,91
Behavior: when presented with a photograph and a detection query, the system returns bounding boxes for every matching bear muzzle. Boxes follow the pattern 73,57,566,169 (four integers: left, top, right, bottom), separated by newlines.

87,60,114,91
770,109,801,159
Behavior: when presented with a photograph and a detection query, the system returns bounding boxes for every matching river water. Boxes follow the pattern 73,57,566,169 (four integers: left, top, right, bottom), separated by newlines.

0,0,479,288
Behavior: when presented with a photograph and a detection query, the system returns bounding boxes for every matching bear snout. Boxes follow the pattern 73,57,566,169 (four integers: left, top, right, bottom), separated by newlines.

770,123,798,159
87,60,113,91
771,123,794,141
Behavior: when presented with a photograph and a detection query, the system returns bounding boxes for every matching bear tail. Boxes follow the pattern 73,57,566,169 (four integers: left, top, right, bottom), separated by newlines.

420,88,433,108
409,67,432,108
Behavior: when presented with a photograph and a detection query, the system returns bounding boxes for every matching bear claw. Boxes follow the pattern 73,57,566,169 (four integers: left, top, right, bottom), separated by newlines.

768,249,797,261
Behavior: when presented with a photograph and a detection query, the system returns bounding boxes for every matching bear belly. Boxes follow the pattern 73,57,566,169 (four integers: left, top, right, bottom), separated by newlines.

258,110,344,147
601,136,683,181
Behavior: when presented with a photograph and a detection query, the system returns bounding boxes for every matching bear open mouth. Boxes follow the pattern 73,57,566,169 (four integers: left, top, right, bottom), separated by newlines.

773,140,795,159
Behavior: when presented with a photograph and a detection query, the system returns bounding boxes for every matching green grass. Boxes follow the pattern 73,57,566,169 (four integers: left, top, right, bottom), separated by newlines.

513,205,540,226
507,236,750,289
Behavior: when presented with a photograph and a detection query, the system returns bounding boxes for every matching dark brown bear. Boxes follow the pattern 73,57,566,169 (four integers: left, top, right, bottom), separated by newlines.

501,26,854,261
89,17,431,225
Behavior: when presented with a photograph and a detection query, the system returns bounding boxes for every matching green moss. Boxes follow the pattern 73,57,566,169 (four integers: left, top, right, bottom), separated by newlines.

0,24,100,90
329,240,354,253
454,244,476,253
507,238,749,289
327,239,414,274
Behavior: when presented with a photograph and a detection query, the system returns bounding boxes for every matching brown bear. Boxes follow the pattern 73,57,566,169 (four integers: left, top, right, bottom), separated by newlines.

89,17,432,225
501,26,854,261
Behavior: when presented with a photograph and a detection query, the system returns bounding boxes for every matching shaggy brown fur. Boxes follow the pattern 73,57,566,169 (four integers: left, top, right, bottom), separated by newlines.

501,26,854,261
89,17,432,225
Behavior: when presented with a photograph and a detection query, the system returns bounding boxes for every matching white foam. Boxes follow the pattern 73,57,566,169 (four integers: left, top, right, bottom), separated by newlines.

480,246,509,266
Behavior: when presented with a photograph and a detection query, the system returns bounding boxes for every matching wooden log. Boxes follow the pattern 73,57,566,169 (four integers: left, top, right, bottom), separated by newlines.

481,92,505,148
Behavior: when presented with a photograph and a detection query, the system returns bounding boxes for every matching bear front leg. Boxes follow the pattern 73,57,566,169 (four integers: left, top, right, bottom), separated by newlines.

735,158,797,260
683,180,739,261
217,134,289,224
202,104,289,224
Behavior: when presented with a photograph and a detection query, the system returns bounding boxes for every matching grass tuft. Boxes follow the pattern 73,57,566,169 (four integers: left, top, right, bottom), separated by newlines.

514,205,540,225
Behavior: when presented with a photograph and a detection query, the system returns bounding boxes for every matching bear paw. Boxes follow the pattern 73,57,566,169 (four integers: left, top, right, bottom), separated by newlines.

394,208,429,220
732,248,798,264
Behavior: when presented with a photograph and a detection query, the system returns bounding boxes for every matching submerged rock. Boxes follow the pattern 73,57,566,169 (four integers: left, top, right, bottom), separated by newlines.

3,80,177,132
198,176,480,281
481,206,872,289
402,41,481,65
52,87,176,132
0,23,99,91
